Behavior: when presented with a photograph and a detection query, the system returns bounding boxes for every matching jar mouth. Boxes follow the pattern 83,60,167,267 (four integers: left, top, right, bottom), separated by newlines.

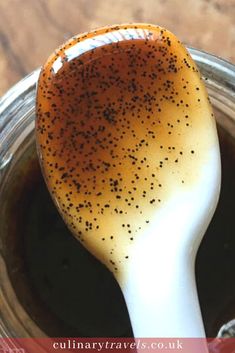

0,48,235,340
0,47,235,173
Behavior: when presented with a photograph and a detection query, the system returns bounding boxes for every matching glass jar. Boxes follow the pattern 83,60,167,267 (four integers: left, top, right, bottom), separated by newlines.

0,48,235,339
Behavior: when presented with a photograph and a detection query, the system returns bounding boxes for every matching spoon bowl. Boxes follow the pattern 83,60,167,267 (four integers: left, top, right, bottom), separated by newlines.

35,24,221,341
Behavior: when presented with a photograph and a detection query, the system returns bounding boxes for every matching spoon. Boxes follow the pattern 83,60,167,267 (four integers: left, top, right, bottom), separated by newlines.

35,24,221,341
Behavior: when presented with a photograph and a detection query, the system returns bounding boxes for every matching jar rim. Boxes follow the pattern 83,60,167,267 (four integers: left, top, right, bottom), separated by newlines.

0,46,235,340
0,46,235,118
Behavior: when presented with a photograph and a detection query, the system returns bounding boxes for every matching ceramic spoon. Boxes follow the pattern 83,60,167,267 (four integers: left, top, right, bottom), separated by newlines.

35,24,221,341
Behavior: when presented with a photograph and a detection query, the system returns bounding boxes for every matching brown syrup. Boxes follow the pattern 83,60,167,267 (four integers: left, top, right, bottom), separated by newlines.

36,24,216,275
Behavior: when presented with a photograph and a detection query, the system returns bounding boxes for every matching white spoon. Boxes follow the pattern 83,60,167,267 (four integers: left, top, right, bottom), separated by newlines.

35,23,221,343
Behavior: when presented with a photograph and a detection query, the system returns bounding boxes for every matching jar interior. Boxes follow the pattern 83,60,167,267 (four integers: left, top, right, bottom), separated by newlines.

196,122,235,336
1,138,133,337
1,111,235,338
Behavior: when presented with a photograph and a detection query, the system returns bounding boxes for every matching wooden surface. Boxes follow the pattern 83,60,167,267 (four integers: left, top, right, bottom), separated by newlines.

0,0,234,97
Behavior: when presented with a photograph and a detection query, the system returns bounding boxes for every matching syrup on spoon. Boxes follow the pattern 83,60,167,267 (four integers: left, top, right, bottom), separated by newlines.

36,24,221,341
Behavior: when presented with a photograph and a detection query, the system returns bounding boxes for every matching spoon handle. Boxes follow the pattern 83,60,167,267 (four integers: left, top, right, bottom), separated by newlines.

122,255,209,352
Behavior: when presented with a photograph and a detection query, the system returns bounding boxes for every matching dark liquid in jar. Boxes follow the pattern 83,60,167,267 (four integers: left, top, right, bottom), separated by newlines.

2,123,235,337
3,144,133,337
